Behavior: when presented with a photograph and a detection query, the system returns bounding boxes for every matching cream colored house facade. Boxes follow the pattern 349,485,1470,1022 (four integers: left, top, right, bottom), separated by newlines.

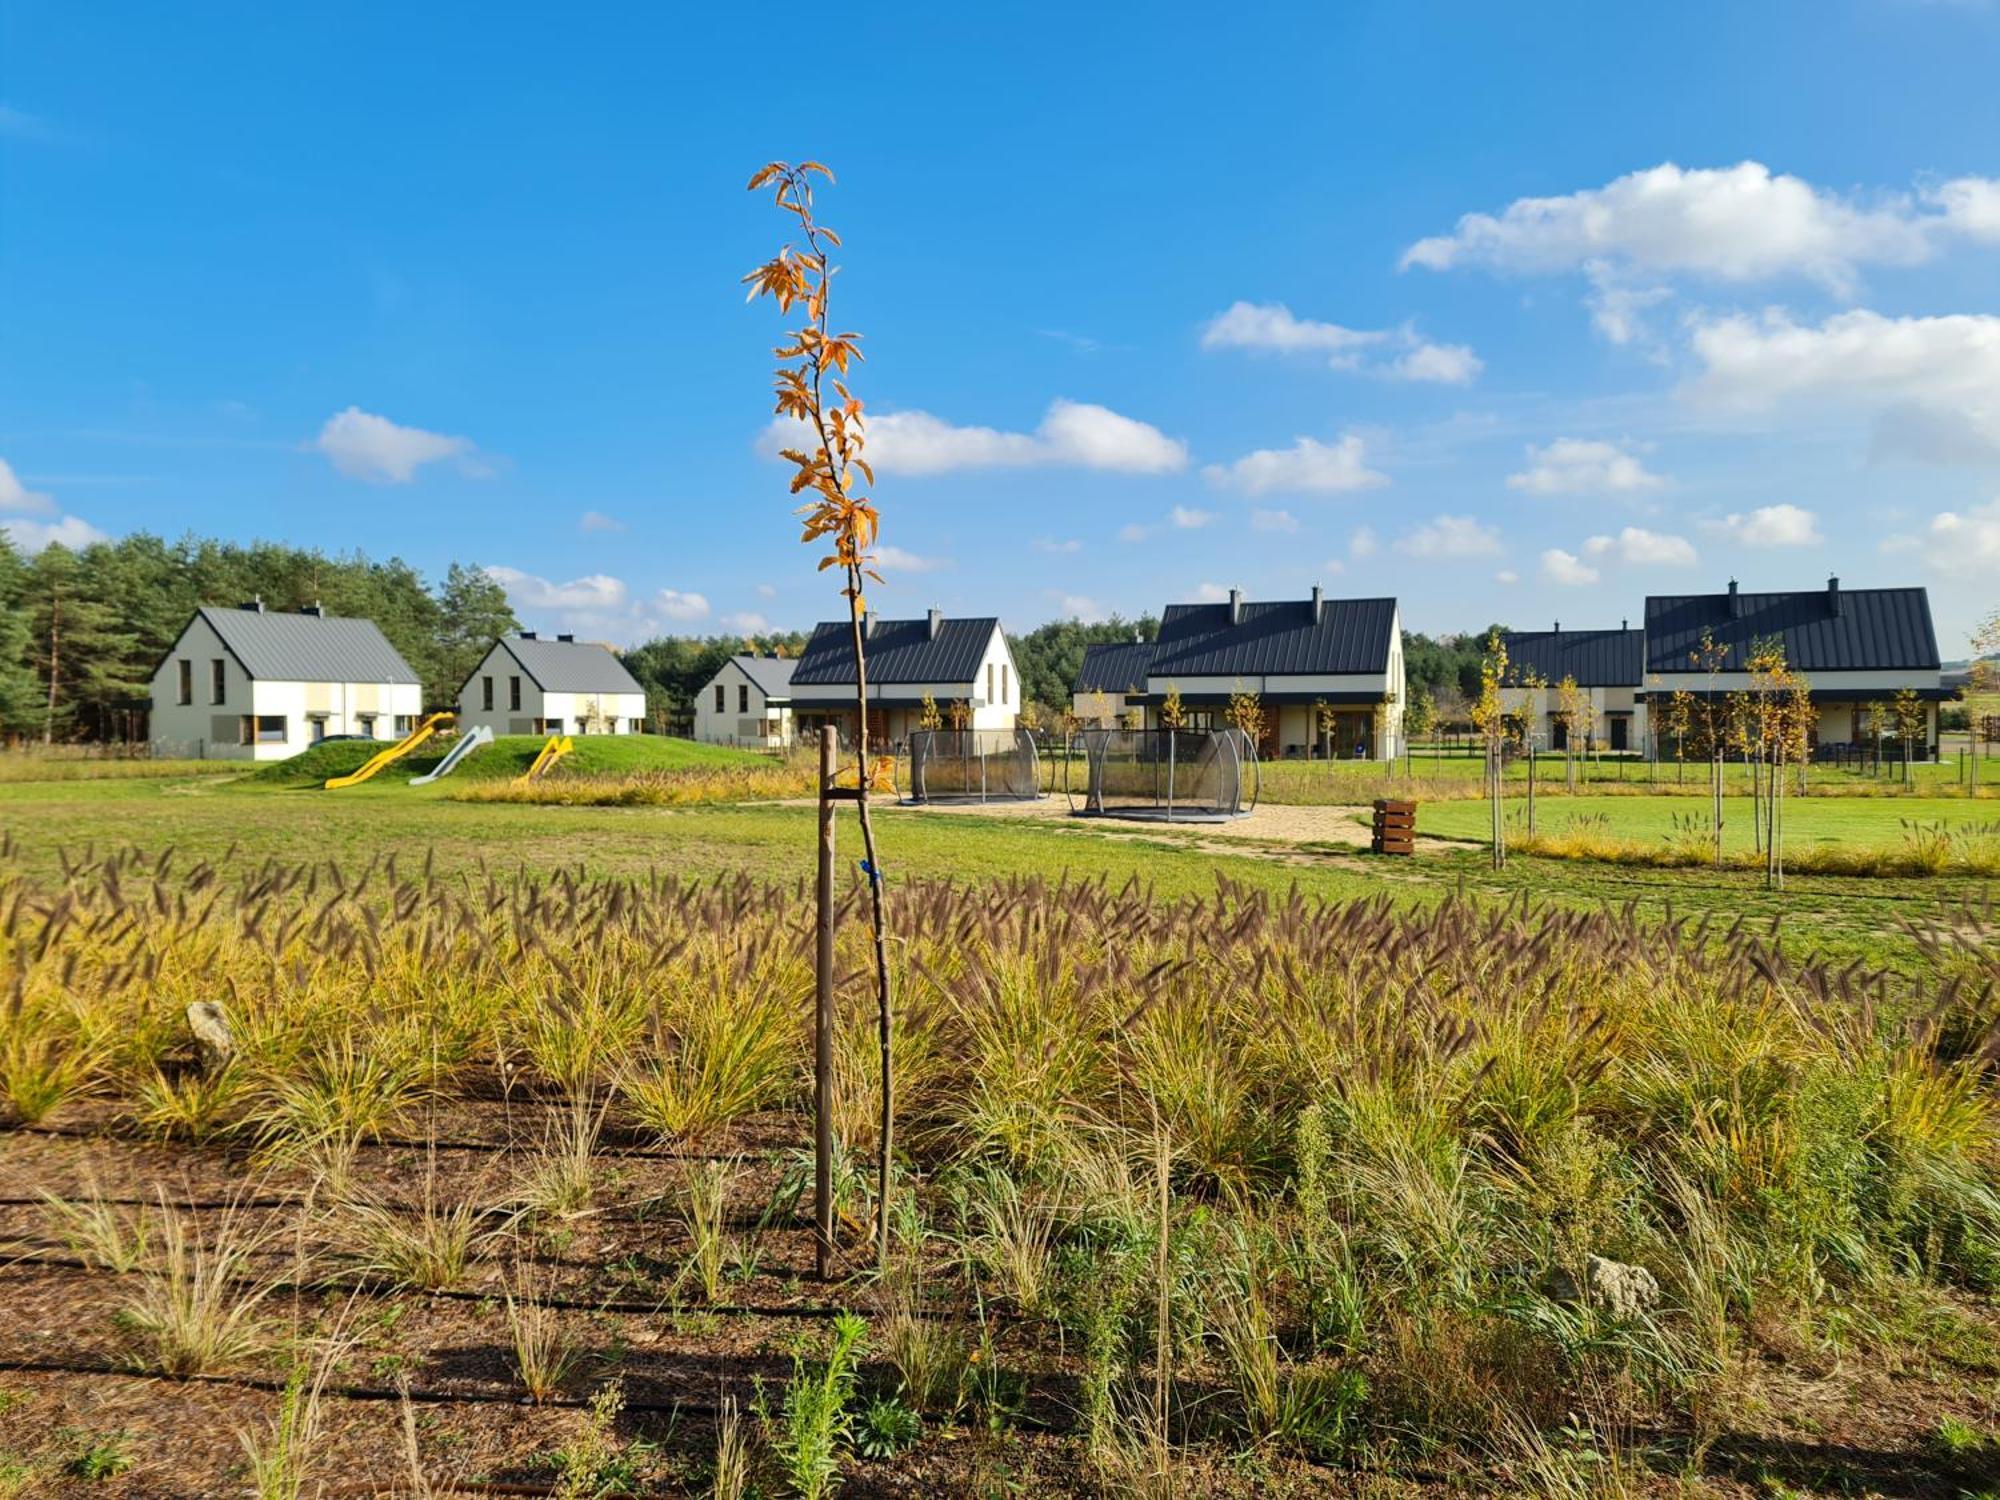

457,633,648,736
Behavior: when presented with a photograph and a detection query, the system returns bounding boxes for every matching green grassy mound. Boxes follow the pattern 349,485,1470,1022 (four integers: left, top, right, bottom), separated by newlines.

247,732,765,789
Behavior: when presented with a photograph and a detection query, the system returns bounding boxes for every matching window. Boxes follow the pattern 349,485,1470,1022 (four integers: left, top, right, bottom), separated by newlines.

509,676,521,711
739,684,749,713
394,715,415,734
481,676,494,711
309,715,328,743
715,683,726,711
1001,664,1009,704
211,659,226,705
245,715,286,744
987,664,995,704
176,659,192,705
628,718,644,734
358,714,377,738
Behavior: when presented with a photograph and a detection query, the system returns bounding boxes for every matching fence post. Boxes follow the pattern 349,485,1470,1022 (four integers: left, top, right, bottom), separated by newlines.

814,726,836,1280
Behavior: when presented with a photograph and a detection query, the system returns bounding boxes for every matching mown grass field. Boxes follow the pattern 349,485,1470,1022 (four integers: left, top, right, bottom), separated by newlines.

1420,791,2000,851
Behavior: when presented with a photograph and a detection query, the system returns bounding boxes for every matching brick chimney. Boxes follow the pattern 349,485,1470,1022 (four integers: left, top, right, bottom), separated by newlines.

1827,575,1842,617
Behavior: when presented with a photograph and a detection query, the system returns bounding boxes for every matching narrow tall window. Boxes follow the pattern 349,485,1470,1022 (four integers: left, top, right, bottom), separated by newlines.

1001,664,1009,704
509,676,521,711
715,683,725,711
739,684,749,713
210,659,226,704
176,660,192,705
987,664,995,704
482,675,494,711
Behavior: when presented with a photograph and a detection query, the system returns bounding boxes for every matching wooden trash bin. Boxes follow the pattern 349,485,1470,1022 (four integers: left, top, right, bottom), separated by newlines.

1371,798,1416,855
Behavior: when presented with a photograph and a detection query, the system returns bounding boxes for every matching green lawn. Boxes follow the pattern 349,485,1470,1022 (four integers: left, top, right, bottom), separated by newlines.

1418,791,2000,853
0,771,1990,968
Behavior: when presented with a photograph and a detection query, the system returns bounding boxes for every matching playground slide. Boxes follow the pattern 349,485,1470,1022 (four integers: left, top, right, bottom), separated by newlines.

323,712,454,789
516,734,575,784
408,723,493,786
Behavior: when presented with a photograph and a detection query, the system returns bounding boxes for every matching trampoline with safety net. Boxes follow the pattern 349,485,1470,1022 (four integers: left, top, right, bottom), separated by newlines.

902,728,1043,804
1064,727,1259,822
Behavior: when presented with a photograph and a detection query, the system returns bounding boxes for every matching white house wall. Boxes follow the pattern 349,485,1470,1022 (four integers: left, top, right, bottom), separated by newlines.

458,645,647,736
692,660,794,748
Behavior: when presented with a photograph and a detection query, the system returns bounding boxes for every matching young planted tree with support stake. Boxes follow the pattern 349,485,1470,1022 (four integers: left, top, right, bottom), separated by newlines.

744,160,897,1270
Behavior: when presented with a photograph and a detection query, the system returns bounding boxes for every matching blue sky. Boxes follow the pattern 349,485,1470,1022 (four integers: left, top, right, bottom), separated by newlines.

4,2,1999,651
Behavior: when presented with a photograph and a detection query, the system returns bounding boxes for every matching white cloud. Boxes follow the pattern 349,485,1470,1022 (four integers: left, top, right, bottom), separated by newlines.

3,515,109,552
1402,161,1970,292
1203,434,1388,496
1581,526,1697,566
719,611,769,633
578,510,626,533
1251,508,1299,533
485,566,628,613
1033,537,1083,554
1170,505,1214,529
1884,497,2000,577
1394,514,1502,559
1586,272,1674,347
653,588,710,622
314,407,485,484
1193,582,1236,604
1051,592,1107,622
1494,569,1520,585
1321,558,1347,576
1687,307,2000,464
1933,176,2000,241
0,459,55,515
754,582,778,599
1540,548,1601,587
1117,522,1152,544
1506,438,1667,495
769,398,1185,477
1704,503,1823,547
1349,525,1379,558
874,545,954,573
1200,301,1480,384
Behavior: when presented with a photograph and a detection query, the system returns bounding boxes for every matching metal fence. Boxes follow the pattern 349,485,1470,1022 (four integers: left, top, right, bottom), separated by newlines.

1064,727,1259,822
904,729,1042,804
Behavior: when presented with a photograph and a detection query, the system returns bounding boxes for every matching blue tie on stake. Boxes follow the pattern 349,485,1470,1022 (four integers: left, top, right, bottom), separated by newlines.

858,858,883,886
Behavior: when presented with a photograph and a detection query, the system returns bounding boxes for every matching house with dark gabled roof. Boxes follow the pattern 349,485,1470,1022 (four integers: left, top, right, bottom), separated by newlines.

457,632,649,737
1644,577,1946,755
1115,587,1405,758
787,609,1019,744
147,599,424,760
692,653,798,748
1071,638,1157,728
1500,622,1648,753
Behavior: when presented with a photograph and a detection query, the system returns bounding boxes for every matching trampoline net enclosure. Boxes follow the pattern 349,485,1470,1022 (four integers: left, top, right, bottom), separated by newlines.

1065,728,1259,821
904,728,1043,804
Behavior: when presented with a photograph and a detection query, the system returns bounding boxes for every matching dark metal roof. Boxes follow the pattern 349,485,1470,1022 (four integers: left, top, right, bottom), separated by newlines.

1502,628,1645,687
1074,641,1157,694
188,606,419,684
498,635,645,694
791,616,1002,686
1134,690,1387,706
1148,596,1397,677
730,654,797,699
1645,586,1939,674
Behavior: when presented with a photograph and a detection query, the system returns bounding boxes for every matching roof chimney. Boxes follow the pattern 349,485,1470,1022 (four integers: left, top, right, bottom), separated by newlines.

519,630,536,640
1228,587,1243,626
240,595,265,613
557,632,575,643
1553,620,1561,635
1727,578,1741,619
299,601,323,617
927,606,942,640
864,611,878,639
1310,584,1323,625
1621,618,1628,632
1827,575,1841,616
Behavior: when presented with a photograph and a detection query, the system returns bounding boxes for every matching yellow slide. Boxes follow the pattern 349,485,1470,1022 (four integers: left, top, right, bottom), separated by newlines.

323,712,454,789
517,734,575,784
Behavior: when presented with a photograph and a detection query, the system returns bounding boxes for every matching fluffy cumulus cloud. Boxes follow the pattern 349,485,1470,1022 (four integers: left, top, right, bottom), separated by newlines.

578,510,626,533
0,460,106,552
1582,526,1697,566
719,611,770,634
482,566,708,642
1494,569,1521,585
1251,508,1299,533
1540,548,1601,587
1884,497,2000,577
768,399,1185,477
1200,301,1482,384
1170,505,1214,529
1687,308,2000,464
314,407,486,484
1393,514,1502,558
1704,504,1824,547
1349,525,1379,558
1193,582,1237,604
484,566,628,613
1049,591,1107,623
1506,438,1666,495
1400,161,2000,292
1203,434,1387,496
0,458,55,515
874,545,953,573
654,588,710,621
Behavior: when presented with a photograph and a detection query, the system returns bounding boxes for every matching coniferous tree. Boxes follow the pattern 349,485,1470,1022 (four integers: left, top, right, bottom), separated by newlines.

0,533,41,738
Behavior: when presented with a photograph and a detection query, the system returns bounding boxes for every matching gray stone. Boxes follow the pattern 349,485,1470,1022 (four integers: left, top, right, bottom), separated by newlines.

1547,1254,1661,1320
186,1001,235,1074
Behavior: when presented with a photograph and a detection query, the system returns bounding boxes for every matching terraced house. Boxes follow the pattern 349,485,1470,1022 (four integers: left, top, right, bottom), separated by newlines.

1103,587,1406,759
1499,622,1648,752
692,652,797,748
1645,578,1946,757
788,609,1020,745
147,599,423,760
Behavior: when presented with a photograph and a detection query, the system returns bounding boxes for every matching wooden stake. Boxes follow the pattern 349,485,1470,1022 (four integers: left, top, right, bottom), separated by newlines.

814,725,836,1280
